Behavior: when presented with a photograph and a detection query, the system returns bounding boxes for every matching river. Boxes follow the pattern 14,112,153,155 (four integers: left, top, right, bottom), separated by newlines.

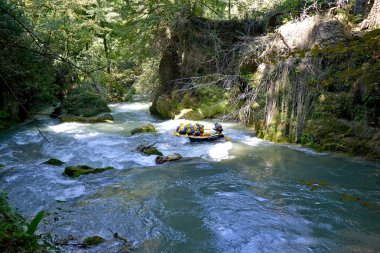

0,101,379,252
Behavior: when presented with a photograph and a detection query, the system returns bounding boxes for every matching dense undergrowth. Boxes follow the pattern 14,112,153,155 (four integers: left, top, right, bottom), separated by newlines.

0,192,45,253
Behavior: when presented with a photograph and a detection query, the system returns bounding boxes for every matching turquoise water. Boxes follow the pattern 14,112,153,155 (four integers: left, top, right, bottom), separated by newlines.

0,101,379,252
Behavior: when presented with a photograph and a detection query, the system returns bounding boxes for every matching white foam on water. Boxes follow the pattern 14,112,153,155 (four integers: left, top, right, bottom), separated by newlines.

54,185,86,201
241,136,271,147
109,102,151,112
49,122,89,133
5,174,20,182
283,144,328,156
73,131,100,139
13,130,42,145
208,142,233,161
254,196,268,202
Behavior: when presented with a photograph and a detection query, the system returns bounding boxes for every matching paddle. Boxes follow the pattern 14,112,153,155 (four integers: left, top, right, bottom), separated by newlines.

224,135,232,141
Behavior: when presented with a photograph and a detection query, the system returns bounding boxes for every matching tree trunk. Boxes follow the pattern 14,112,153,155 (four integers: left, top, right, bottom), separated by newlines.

228,0,231,20
103,34,111,74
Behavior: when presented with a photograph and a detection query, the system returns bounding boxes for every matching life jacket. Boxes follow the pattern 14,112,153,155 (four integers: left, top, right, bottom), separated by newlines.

177,123,187,135
185,123,194,134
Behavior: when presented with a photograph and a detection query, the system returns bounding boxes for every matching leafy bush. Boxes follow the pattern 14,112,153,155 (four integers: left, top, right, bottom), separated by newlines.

61,86,110,117
0,192,42,252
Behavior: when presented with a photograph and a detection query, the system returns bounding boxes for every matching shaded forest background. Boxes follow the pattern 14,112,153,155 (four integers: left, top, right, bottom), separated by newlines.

0,0,379,159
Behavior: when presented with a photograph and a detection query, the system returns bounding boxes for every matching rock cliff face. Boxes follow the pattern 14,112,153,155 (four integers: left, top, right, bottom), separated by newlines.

152,12,380,160
367,0,380,28
241,16,380,159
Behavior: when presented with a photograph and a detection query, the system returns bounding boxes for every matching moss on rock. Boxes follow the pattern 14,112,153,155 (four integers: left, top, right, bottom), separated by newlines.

43,158,65,166
131,124,157,135
142,147,163,156
150,86,233,120
150,95,179,119
60,113,114,123
83,236,105,247
62,165,114,178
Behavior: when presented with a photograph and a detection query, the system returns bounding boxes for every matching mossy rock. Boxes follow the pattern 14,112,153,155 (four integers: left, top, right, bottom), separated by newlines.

43,158,65,166
83,236,105,247
181,109,204,120
143,147,162,156
61,87,110,117
0,164,4,168
149,96,179,119
131,124,157,135
136,145,163,156
60,113,114,123
62,165,114,178
155,153,182,164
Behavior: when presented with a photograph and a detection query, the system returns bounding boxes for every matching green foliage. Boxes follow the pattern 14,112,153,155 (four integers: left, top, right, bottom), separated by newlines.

0,111,11,130
311,29,380,126
61,86,110,117
0,192,41,252
26,211,45,236
300,133,318,147
0,1,56,125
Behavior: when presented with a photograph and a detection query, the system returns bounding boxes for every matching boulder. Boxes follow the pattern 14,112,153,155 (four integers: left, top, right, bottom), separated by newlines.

62,165,114,178
136,144,163,156
269,16,349,55
155,153,182,164
60,113,113,123
83,236,105,247
43,158,65,166
131,124,157,135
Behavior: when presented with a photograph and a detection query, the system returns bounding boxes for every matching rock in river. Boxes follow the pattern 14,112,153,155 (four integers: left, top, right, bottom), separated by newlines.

62,165,114,178
136,144,163,156
131,124,157,135
60,113,114,123
155,153,182,164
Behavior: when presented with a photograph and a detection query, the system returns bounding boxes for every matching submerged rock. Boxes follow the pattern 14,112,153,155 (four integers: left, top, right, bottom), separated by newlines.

83,236,105,247
0,164,4,168
131,124,157,135
136,144,163,156
155,153,182,164
60,113,114,123
62,165,114,178
43,158,65,166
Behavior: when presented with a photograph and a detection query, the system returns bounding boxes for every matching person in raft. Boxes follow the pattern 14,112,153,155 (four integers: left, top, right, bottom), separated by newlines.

213,122,223,134
176,123,205,136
